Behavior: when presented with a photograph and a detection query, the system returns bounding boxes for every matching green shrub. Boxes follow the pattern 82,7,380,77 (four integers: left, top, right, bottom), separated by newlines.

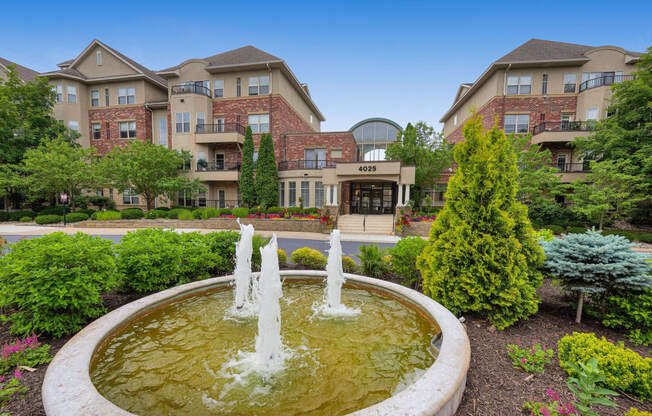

233,207,249,218
176,232,220,284
565,226,587,234
587,289,652,346
9,210,36,221
358,244,389,279
167,208,192,219
95,210,122,221
155,207,170,211
218,208,232,216
116,228,182,293
75,209,95,216
602,230,652,244
19,216,32,223
145,209,168,219
178,210,193,220
291,247,326,269
534,228,554,242
37,207,63,216
547,224,564,235
277,249,288,267
266,207,284,214
34,214,61,224
304,207,319,215
204,231,240,274
389,237,428,288
252,234,270,271
507,343,554,373
0,211,9,222
558,332,651,400
527,200,576,229
287,207,302,215
120,208,144,220
200,207,220,219
342,256,357,273
626,408,652,416
65,213,89,223
0,232,118,337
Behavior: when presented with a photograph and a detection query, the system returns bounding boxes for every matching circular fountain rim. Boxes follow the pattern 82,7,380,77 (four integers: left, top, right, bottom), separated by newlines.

42,271,470,416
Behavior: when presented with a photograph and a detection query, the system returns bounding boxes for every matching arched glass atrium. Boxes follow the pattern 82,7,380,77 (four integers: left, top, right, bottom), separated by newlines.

350,118,402,161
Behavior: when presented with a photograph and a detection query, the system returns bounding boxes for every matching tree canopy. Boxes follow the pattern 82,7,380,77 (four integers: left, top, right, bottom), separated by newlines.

255,133,279,208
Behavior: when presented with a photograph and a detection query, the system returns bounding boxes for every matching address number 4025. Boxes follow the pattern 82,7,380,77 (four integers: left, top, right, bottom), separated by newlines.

358,165,377,172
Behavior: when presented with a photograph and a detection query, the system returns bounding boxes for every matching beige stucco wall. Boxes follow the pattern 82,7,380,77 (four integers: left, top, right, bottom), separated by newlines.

276,69,320,131
151,108,168,145
52,79,90,148
76,45,138,78
443,72,501,135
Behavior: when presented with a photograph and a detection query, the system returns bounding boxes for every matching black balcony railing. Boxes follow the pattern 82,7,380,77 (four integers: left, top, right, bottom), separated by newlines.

196,122,245,135
531,121,595,135
554,162,591,173
278,159,336,170
171,84,211,97
579,74,633,92
202,199,242,209
196,161,241,172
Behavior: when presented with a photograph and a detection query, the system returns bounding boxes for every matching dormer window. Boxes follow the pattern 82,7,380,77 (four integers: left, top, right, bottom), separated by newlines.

248,76,270,95
97,51,102,66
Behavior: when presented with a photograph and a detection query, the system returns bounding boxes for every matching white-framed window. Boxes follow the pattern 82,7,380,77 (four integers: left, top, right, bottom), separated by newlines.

54,85,63,102
563,74,577,93
279,182,285,207
453,114,458,125
236,77,241,96
67,86,77,103
92,122,101,140
158,118,167,146
586,108,599,121
68,120,79,132
90,90,99,107
248,76,270,95
506,75,531,95
301,181,310,207
288,181,296,207
196,112,205,132
97,50,102,65
215,117,225,132
104,89,110,106
214,153,225,170
123,189,139,205
119,121,137,138
248,114,269,133
310,115,313,124
315,181,324,208
504,114,529,134
213,79,224,98
175,112,190,133
118,87,135,105
542,73,548,95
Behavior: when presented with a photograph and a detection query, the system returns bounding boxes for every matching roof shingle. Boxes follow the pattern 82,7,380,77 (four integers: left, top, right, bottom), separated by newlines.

0,57,40,82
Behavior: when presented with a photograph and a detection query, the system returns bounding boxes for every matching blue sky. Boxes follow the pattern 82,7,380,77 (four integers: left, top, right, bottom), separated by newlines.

1,0,650,131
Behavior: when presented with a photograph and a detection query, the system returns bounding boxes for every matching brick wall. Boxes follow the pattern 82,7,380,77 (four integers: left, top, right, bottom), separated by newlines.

282,132,356,162
88,105,152,154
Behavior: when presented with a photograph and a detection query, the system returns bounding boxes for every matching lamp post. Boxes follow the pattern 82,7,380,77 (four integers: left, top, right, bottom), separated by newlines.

60,192,68,226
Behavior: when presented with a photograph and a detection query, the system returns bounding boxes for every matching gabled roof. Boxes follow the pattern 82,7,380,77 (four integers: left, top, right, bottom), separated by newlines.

159,46,282,72
440,39,643,123
42,39,167,90
0,57,40,82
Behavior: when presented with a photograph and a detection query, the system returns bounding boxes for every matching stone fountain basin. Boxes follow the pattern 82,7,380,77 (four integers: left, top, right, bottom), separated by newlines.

42,271,470,416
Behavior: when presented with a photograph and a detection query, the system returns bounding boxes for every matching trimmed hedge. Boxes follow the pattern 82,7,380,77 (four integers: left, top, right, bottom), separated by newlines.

266,207,284,214
0,211,9,221
558,332,651,400
193,207,220,219
286,207,302,215
145,209,168,219
342,256,357,273
120,208,144,220
38,207,63,216
75,208,96,216
167,208,192,219
9,210,36,221
19,216,32,223
65,213,89,223
34,215,62,225
277,249,288,267
94,211,121,221
218,208,232,216
233,207,249,218
304,207,319,215
290,247,326,269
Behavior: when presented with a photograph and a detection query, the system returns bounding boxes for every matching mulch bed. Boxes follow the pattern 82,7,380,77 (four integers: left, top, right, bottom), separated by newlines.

1,280,650,416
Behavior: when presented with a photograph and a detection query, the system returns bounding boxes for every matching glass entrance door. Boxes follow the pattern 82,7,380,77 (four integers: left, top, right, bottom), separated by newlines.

349,183,395,214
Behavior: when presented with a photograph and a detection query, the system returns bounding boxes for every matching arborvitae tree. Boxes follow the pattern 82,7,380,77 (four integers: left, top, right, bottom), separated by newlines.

256,133,279,208
417,114,545,330
541,230,651,323
240,126,256,207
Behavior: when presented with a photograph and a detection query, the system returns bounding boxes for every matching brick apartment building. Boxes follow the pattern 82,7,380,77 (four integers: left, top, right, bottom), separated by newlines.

33,40,414,215
437,39,641,205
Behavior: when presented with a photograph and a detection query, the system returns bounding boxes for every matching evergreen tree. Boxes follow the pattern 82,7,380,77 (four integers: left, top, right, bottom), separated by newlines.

240,126,256,207
541,230,651,323
417,114,545,330
255,133,279,208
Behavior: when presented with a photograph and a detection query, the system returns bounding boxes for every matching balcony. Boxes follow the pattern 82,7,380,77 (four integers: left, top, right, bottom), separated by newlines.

530,121,594,144
553,162,591,183
278,160,336,170
579,74,633,92
195,123,246,144
170,84,211,97
195,161,240,181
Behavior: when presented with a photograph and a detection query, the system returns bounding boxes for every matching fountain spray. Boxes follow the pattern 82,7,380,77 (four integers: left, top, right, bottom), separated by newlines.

233,219,255,313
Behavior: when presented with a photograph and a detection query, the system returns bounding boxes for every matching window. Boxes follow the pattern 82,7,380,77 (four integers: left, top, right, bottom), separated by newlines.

213,79,224,98
315,182,324,208
68,120,79,132
301,181,310,207
236,77,241,97
217,190,226,208
90,90,99,107
305,149,326,168
54,85,63,102
67,86,77,103
97,50,102,65
183,156,192,171
504,114,529,134
253,151,259,168
561,113,574,129
506,75,531,95
248,76,269,95
118,87,135,105
105,89,109,106
119,121,137,138
288,182,296,207
586,108,599,121
196,112,205,132
175,112,190,133
542,74,548,95
106,122,110,139
279,182,285,207
198,190,207,208
330,149,342,158
215,117,225,132
158,118,167,146
123,189,139,205
310,115,313,124
563,74,577,93
556,154,567,171
92,123,101,140
177,190,193,207
248,114,269,133
215,153,225,170
453,114,457,125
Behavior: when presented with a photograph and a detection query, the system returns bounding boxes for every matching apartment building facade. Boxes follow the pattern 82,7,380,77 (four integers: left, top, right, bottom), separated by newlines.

41,40,414,213
439,39,640,194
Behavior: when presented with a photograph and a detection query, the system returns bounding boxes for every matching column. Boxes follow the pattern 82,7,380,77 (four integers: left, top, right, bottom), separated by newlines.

332,184,338,205
397,184,403,206
405,185,411,204
326,185,332,205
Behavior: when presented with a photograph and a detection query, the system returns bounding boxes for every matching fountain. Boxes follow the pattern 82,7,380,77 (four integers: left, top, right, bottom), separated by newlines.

42,227,470,416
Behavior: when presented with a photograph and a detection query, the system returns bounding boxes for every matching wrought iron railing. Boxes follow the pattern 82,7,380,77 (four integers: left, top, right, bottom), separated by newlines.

201,199,242,209
531,121,595,135
195,123,245,135
278,160,336,170
579,74,633,92
196,161,241,172
554,162,591,173
170,84,211,97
